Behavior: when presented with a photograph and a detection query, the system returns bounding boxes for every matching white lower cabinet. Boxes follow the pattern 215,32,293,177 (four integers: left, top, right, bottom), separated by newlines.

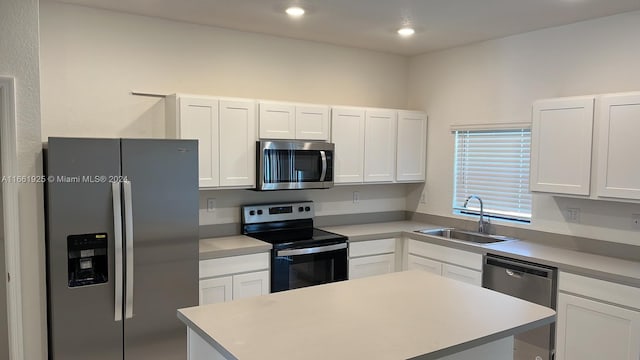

407,254,442,276
348,238,397,279
556,272,640,360
199,276,232,305
406,239,482,286
442,264,482,286
232,270,270,300
349,254,395,279
199,253,270,305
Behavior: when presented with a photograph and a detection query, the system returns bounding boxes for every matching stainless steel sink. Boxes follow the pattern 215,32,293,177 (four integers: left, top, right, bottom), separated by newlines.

415,228,518,244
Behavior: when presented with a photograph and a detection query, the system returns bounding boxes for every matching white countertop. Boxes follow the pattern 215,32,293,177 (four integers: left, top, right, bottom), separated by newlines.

178,271,555,360
324,221,640,287
198,220,639,287
199,235,272,260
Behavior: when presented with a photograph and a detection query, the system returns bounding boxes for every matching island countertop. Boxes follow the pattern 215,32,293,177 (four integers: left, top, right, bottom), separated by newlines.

178,271,555,360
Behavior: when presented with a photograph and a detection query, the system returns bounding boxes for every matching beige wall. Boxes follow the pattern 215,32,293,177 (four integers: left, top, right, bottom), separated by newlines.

408,11,640,245
39,2,412,222
39,2,409,140
38,3,640,244
0,0,47,359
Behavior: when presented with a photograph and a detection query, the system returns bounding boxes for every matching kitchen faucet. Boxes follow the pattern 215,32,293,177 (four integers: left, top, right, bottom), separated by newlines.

463,195,489,234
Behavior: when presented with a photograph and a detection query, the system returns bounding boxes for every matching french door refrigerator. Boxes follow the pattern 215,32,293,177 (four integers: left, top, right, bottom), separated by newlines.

44,137,199,360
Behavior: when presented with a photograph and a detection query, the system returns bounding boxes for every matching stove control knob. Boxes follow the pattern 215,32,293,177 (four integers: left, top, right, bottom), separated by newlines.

298,207,304,212
249,210,255,216
305,206,311,212
257,210,263,215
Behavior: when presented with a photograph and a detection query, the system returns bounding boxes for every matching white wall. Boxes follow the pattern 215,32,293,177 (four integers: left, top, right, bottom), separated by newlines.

39,2,409,140
408,11,640,245
200,185,408,226
0,0,47,359
39,2,412,223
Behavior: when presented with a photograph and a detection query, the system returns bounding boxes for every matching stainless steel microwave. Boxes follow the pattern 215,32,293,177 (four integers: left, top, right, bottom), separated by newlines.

256,140,334,190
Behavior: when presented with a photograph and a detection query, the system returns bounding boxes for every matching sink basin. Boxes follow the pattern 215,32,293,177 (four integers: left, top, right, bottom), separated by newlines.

415,228,517,244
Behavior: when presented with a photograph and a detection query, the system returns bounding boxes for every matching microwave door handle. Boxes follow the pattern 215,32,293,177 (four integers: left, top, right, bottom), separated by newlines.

319,150,327,181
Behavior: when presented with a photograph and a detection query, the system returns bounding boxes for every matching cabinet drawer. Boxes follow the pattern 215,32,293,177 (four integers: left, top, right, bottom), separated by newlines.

407,240,482,271
442,264,482,286
349,254,395,279
559,272,640,310
349,238,396,257
407,255,442,276
199,252,270,279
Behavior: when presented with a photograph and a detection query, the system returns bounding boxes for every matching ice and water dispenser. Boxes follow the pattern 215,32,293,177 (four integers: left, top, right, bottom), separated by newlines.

67,233,108,287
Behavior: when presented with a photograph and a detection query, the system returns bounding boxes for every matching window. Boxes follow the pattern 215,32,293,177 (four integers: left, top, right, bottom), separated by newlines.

453,127,532,223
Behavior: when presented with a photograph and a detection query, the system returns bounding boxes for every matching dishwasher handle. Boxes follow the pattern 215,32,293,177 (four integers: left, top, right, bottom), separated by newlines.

505,269,523,278
485,255,555,279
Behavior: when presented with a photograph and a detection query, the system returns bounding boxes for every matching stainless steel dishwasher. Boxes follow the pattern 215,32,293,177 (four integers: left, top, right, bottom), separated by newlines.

482,254,558,360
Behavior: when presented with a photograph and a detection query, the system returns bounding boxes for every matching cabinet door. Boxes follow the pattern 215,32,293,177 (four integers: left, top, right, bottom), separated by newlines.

556,293,640,360
396,111,427,182
407,255,442,276
179,97,220,188
296,105,330,140
442,264,482,286
530,97,594,195
348,254,395,279
199,276,232,305
349,238,396,258
259,102,295,139
219,100,256,187
596,93,640,200
332,107,365,183
232,271,270,300
364,109,396,183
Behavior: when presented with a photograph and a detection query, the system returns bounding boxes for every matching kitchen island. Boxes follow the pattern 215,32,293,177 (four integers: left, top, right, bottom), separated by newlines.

178,271,555,360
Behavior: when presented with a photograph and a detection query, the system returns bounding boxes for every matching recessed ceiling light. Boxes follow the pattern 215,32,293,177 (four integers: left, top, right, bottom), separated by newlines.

397,27,415,37
285,6,305,17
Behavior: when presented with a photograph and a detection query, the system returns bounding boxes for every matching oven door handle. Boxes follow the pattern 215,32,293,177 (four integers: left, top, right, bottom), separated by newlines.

277,243,347,257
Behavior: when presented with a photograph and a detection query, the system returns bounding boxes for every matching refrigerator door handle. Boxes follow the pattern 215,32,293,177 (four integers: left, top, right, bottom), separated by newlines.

111,182,124,322
123,180,134,319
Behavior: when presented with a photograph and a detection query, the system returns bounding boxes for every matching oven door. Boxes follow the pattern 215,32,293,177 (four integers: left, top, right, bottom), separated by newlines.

271,242,348,293
258,140,334,190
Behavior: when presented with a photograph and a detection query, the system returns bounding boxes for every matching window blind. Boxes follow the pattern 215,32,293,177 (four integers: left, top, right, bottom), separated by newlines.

453,128,532,222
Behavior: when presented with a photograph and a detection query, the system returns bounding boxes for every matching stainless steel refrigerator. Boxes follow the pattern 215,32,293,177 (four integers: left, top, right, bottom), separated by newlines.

44,137,199,360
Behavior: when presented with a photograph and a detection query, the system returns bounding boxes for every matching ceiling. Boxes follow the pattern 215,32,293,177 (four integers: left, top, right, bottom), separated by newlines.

45,0,640,55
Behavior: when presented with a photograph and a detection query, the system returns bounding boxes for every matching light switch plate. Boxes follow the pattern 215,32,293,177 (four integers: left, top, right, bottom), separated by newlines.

566,208,580,223
632,214,640,230
207,198,216,213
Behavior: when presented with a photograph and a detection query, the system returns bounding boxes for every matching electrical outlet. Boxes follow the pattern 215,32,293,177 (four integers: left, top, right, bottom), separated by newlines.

632,214,640,230
353,191,360,204
207,198,216,213
566,208,580,223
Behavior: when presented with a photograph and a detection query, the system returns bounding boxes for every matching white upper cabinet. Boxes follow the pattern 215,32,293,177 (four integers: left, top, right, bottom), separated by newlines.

219,100,256,188
258,102,295,139
174,96,220,188
332,107,427,185
296,105,330,140
166,94,256,189
530,96,595,195
259,101,330,140
530,92,640,202
332,107,366,184
396,111,427,182
595,93,640,200
364,109,397,183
